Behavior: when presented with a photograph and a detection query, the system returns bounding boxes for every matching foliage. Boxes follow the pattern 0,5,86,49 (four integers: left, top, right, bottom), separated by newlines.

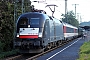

61,11,79,27
0,41,5,53
77,41,90,60
14,0,32,18
80,42,90,54
0,49,19,59
0,0,33,54
0,1,14,52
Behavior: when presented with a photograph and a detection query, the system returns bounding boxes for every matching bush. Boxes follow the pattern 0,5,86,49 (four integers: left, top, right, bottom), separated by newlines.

0,49,19,59
0,1,14,52
0,41,5,53
78,41,90,60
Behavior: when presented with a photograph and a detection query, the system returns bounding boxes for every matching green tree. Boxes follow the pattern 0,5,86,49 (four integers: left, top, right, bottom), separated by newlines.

0,0,33,53
14,0,33,20
61,11,79,27
0,1,14,52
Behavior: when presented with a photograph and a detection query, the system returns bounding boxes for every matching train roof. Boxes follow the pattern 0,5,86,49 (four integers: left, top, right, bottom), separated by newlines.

19,12,46,16
62,22,78,29
17,12,50,20
17,12,78,29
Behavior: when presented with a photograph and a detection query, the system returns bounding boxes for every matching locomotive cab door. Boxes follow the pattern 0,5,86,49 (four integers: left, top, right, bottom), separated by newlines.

53,21,56,40
43,19,50,46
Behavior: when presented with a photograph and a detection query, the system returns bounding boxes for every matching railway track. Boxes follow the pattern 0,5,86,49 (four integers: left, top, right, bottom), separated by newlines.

4,53,37,60
4,39,75,60
5,55,22,60
26,40,70,60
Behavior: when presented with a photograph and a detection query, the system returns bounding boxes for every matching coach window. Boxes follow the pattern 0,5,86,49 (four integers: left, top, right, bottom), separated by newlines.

66,27,74,33
75,29,78,33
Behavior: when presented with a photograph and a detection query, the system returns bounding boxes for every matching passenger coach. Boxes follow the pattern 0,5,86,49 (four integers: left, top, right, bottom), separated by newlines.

62,22,78,40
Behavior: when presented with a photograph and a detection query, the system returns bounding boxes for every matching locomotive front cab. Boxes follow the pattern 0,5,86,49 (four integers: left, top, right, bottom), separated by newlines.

16,13,45,39
17,17,40,39
14,12,47,53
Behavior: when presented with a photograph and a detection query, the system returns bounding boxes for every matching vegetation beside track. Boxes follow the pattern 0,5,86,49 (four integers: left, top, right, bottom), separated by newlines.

0,49,19,59
0,0,32,59
78,41,90,60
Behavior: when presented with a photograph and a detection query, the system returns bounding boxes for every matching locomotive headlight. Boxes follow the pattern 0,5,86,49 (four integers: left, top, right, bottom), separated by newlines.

39,32,42,37
28,25,30,28
17,33,19,37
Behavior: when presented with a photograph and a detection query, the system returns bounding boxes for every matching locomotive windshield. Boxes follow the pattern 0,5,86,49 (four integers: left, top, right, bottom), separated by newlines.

30,18,39,25
16,13,46,33
16,17,28,33
18,17,28,25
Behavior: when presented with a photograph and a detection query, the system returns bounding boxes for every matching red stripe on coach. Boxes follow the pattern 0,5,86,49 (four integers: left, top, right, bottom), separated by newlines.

19,35,38,38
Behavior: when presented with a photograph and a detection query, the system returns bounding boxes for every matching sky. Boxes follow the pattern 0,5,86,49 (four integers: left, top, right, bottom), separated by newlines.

31,0,90,23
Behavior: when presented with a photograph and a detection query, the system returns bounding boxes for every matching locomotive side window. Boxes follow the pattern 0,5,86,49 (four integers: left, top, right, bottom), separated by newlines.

30,18,39,25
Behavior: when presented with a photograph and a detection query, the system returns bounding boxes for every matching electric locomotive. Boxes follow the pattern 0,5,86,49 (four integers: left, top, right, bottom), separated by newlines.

14,10,78,53
14,11,64,53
